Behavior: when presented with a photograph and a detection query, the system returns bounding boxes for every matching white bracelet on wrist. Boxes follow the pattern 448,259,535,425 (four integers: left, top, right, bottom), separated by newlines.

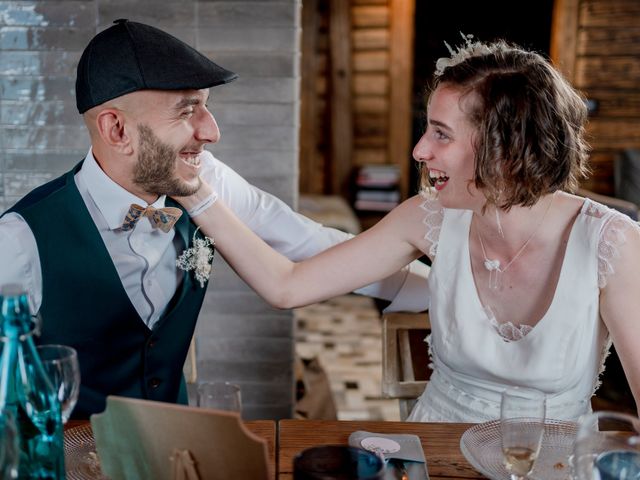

187,192,218,217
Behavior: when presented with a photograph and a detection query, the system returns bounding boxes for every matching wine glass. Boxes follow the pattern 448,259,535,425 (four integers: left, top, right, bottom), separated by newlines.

36,344,81,423
500,387,546,480
197,381,242,413
573,411,640,480
0,409,19,480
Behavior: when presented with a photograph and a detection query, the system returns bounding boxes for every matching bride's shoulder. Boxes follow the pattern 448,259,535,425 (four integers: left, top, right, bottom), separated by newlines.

415,188,444,214
389,191,443,259
391,190,443,219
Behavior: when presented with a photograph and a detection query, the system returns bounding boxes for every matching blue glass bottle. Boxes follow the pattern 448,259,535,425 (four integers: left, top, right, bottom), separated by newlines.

0,285,65,479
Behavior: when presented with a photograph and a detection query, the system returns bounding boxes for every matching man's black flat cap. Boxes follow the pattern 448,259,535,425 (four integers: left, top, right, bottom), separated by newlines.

76,19,238,113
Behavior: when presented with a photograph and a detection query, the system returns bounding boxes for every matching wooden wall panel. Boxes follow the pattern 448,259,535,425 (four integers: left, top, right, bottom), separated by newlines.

354,96,388,114
299,0,323,194
553,0,640,196
353,51,389,71
551,0,579,79
352,28,389,49
353,73,389,95
583,90,640,118
351,6,389,27
351,3,392,177
354,113,388,138
329,0,354,196
581,152,617,193
587,119,640,150
579,0,640,27
354,148,386,164
388,0,415,200
575,57,640,90
299,0,415,209
588,152,618,172
577,27,640,56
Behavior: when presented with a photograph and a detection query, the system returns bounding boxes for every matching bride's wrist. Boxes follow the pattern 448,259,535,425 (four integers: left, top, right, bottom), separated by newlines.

174,180,218,216
187,191,218,217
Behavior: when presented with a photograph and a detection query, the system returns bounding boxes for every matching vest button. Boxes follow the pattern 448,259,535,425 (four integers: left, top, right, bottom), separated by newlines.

148,377,162,389
148,339,156,348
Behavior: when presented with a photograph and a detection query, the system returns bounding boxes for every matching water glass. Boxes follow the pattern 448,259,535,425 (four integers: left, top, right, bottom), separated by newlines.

500,387,546,480
0,410,19,480
36,344,81,423
573,411,640,480
293,445,385,480
197,381,241,413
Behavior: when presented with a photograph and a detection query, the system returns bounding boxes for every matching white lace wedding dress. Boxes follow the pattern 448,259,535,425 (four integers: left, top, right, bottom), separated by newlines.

407,195,636,422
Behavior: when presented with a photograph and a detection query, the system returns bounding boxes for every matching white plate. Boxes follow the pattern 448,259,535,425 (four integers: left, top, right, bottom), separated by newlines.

64,424,109,480
460,419,577,480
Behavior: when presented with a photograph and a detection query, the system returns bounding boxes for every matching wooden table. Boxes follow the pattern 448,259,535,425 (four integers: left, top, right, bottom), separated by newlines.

66,419,485,479
65,420,277,479
277,420,485,479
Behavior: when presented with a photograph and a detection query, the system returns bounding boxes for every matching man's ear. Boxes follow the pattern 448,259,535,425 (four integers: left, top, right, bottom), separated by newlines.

95,109,134,155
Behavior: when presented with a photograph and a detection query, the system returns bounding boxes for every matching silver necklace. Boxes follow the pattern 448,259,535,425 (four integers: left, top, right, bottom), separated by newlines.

477,194,555,290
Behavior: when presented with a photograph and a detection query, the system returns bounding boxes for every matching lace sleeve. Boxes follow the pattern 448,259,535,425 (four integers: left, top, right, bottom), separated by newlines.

419,189,444,258
598,211,640,288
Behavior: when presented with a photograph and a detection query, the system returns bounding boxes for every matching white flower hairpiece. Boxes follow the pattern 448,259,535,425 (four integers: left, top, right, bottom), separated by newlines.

435,32,492,76
176,227,215,288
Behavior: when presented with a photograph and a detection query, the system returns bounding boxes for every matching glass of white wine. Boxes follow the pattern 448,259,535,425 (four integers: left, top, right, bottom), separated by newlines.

500,387,546,480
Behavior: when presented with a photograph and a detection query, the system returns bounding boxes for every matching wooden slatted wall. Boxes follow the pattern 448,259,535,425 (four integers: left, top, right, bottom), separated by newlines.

552,0,640,194
299,0,415,200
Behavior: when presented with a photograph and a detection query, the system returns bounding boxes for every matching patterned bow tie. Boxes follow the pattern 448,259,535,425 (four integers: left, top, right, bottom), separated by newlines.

120,204,183,233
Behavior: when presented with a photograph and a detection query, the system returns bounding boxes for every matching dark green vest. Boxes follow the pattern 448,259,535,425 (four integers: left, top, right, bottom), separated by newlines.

6,162,209,419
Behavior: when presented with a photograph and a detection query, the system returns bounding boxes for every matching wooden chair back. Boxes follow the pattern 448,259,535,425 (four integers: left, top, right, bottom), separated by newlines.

91,396,271,480
381,312,432,420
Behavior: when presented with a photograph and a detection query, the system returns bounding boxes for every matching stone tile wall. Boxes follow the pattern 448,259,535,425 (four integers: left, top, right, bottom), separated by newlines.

0,0,300,419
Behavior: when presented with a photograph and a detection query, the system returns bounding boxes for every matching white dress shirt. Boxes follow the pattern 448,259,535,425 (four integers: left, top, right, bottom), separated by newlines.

0,149,429,329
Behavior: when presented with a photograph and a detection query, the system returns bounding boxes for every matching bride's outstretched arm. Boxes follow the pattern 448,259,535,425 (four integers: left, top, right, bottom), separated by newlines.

176,181,425,309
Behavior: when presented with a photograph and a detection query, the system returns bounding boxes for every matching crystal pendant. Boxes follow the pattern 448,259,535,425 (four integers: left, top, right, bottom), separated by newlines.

483,259,503,291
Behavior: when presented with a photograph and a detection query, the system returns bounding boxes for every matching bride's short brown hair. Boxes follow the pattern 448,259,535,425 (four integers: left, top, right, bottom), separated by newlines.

433,39,590,209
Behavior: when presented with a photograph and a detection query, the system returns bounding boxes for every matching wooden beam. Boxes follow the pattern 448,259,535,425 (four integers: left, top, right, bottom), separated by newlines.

353,73,388,95
579,0,640,28
587,119,640,150
299,0,322,194
550,0,579,81
579,89,640,118
353,50,389,72
388,0,415,200
575,56,640,90
352,28,389,50
329,0,353,196
354,96,388,114
352,5,389,28
577,27,640,56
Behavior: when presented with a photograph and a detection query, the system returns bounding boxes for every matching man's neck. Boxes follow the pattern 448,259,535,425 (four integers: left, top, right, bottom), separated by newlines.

91,147,158,205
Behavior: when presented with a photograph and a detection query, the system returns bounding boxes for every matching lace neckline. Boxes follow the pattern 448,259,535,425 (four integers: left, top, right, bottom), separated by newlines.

484,306,533,342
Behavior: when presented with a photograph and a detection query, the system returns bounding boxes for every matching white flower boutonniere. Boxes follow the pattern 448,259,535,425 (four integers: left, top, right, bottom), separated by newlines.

176,227,215,288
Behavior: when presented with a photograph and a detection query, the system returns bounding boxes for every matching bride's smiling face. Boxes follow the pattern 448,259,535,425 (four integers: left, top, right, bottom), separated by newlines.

413,85,484,210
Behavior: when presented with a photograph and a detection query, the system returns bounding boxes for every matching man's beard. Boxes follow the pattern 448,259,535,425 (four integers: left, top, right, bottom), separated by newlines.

133,124,201,197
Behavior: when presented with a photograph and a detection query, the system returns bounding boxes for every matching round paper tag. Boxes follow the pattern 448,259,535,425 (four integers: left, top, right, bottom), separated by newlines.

361,436,401,454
